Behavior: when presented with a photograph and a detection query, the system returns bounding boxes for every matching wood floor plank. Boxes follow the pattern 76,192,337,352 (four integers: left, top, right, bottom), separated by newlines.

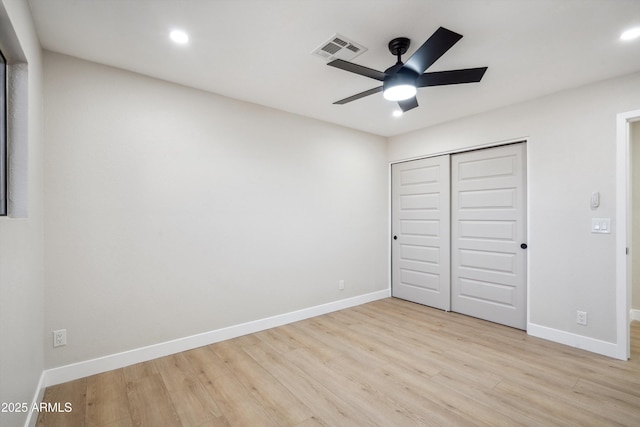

182,345,232,381
324,347,480,426
36,378,87,427
428,371,542,426
203,373,279,427
125,372,182,427
85,370,131,426
311,311,444,377
492,378,619,427
37,300,640,427
93,418,135,427
293,416,328,427
209,339,313,426
252,327,304,354
154,353,224,425
311,328,516,427
568,378,640,425
243,341,379,427
280,322,345,362
442,342,580,390
284,346,426,426
195,416,233,427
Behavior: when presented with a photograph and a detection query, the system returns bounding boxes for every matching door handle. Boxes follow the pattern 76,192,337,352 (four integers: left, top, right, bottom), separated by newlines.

393,235,398,240
520,243,527,249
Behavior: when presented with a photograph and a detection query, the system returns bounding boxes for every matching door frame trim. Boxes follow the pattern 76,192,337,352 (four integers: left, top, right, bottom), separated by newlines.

389,137,529,165
616,109,640,360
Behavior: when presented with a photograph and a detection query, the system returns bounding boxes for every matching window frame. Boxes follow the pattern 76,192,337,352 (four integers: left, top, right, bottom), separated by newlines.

0,48,6,216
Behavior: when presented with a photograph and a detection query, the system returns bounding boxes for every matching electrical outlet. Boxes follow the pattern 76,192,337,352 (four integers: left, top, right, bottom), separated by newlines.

576,311,587,326
339,280,345,290
53,329,67,347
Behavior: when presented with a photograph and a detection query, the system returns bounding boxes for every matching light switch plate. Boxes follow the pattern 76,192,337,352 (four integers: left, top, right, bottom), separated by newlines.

591,218,611,234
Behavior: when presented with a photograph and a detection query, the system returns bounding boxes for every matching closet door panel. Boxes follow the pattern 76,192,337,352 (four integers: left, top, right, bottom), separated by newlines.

451,143,527,330
392,155,450,310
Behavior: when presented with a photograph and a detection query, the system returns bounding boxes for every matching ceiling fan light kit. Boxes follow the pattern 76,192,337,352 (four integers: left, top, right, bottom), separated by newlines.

383,83,417,101
327,27,488,113
383,69,419,101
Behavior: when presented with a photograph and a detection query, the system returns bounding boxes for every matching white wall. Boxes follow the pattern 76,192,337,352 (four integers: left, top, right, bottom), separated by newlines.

0,0,44,426
632,121,640,312
43,51,388,369
389,71,640,346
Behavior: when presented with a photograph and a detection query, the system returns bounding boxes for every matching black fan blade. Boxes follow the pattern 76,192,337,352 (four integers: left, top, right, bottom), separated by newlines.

398,96,419,112
417,67,488,87
328,59,386,81
404,27,463,75
333,86,383,105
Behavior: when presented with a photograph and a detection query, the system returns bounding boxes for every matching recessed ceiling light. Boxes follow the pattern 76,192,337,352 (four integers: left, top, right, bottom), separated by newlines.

392,110,403,117
170,29,189,44
620,27,640,41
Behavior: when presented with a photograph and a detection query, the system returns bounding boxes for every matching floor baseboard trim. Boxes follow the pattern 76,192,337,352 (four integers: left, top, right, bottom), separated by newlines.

631,309,640,321
527,322,625,360
43,289,390,387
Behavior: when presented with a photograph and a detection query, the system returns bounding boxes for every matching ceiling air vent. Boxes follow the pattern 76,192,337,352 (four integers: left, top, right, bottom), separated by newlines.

312,33,367,62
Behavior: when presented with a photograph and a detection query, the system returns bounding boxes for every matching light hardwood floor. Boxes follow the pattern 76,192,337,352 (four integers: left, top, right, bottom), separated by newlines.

37,298,640,426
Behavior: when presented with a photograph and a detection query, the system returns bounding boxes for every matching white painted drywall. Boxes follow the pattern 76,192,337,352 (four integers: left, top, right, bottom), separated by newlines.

389,71,640,344
0,0,45,426
43,52,388,368
632,121,640,312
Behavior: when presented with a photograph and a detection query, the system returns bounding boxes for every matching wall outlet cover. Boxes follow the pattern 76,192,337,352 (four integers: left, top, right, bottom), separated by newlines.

576,311,588,326
53,329,67,347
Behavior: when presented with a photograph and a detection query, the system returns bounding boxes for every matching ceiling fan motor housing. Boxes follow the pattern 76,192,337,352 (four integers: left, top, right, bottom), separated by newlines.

383,67,419,91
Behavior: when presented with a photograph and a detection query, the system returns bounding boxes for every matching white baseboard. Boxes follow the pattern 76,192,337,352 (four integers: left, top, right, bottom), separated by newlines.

527,322,625,360
43,289,390,387
631,309,640,321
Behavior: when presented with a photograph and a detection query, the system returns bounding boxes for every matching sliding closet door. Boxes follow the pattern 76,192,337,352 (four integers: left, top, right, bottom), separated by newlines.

451,143,527,329
392,156,450,311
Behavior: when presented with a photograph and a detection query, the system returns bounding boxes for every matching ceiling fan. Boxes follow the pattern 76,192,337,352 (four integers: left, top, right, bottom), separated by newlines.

328,27,487,113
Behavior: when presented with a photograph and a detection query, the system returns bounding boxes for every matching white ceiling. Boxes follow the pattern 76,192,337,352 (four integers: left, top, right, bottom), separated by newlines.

28,0,640,137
